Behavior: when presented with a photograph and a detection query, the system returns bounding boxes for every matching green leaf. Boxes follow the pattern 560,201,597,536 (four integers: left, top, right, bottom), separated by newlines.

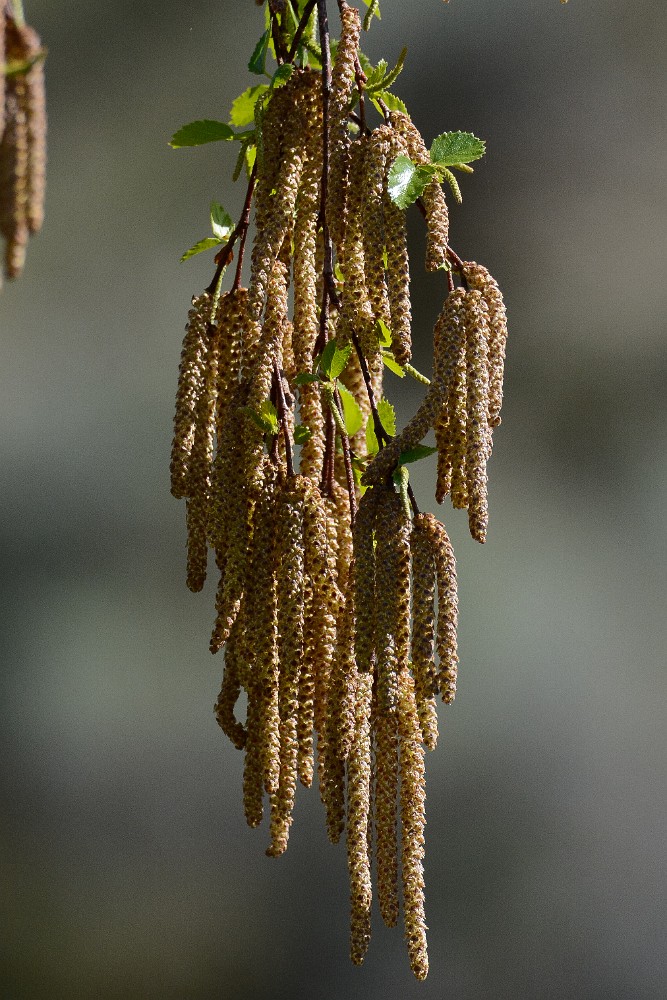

293,424,313,445
329,344,353,380
398,445,438,465
375,318,392,348
249,29,271,75
337,386,364,437
169,120,234,148
240,400,279,435
180,237,223,262
382,352,405,377
365,59,387,91
377,47,407,92
318,341,338,379
377,397,396,437
334,263,345,283
294,371,321,386
229,85,269,127
387,155,431,210
271,64,294,88
366,414,380,457
373,90,407,115
429,131,486,167
210,202,233,240
245,145,257,177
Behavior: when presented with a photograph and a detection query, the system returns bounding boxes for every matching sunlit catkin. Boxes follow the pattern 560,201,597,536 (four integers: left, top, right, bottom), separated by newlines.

464,289,491,542
347,671,374,966
463,261,508,428
374,701,399,927
398,669,429,981
170,293,214,499
418,513,459,703
411,515,439,750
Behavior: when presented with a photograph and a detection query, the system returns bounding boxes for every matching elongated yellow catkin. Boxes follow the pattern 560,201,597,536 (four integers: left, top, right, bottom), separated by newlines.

347,671,374,966
411,515,439,750
0,85,28,279
374,701,399,927
18,24,46,235
327,2,360,250
215,615,247,751
374,487,411,711
361,128,392,330
353,488,378,673
267,478,307,857
417,513,458,703
383,179,412,366
185,320,221,591
463,261,508,428
170,294,214,499
464,289,491,542
433,289,468,505
398,670,429,981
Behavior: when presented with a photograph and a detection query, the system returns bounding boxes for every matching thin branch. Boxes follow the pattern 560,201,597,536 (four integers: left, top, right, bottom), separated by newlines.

207,162,257,296
286,0,318,62
273,359,296,477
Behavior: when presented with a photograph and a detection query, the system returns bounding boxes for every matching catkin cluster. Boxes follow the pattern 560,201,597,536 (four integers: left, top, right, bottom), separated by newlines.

171,7,507,981
0,6,45,283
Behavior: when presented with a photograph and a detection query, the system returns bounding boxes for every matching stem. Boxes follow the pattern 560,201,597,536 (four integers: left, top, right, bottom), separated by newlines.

287,0,318,62
273,359,295,477
207,162,257,296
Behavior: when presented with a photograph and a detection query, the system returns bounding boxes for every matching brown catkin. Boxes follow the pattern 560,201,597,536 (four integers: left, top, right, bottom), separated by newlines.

347,671,374,966
215,615,247,751
19,24,46,235
352,488,378,674
398,670,429,981
0,84,28,279
374,702,399,927
383,182,412,366
374,487,411,712
361,128,392,329
411,515,439,750
463,262,508,428
170,293,213,499
267,477,307,857
417,513,458,704
327,3,360,250
464,290,491,542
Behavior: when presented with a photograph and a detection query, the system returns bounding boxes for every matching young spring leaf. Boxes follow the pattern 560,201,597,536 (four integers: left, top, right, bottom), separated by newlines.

170,120,235,148
377,397,396,437
240,400,279,436
430,131,486,167
210,202,233,241
329,345,353,380
373,91,407,115
293,424,313,445
387,155,432,210
294,372,321,386
366,414,380,457
398,445,438,465
382,352,405,377
248,29,271,76
229,85,269,127
364,59,388,91
180,237,223,262
337,385,364,437
271,64,294,89
375,318,392,348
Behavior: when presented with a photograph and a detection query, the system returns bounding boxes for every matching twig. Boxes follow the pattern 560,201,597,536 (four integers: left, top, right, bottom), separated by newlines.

286,0,318,62
207,162,257,296
273,359,295,477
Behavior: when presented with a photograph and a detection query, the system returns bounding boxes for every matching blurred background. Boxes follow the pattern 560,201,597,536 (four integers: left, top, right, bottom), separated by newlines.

2,0,665,997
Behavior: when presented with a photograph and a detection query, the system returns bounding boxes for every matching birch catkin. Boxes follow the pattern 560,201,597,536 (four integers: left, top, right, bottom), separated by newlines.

170,5,509,979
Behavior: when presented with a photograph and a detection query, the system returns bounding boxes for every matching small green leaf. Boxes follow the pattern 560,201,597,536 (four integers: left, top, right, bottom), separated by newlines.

329,344,353,380
373,90,407,115
366,414,380,457
294,371,321,386
240,405,274,435
429,131,486,167
170,120,235,148
258,399,279,434
180,237,223,262
387,155,431,210
293,424,313,445
375,318,392,348
230,85,269,127
249,29,271,75
338,386,364,437
398,445,438,465
377,397,396,437
318,341,338,379
377,47,407,92
365,59,387,91
334,263,345,283
210,202,233,240
271,64,294,88
382,352,405,377
245,145,257,177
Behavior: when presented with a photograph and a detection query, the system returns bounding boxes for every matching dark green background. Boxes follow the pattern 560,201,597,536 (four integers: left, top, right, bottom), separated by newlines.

2,1,665,996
